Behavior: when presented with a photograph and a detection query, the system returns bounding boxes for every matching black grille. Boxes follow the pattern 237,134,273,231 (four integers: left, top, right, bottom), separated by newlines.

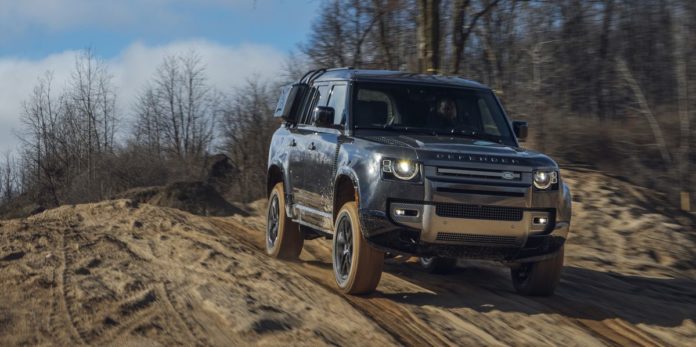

435,203,523,221
436,232,519,245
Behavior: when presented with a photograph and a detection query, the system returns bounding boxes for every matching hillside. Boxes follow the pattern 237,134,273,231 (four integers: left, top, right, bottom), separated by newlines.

1,169,695,346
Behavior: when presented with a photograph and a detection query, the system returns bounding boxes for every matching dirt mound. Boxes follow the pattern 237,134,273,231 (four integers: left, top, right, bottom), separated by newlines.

561,168,696,278
0,200,395,346
149,182,248,217
117,182,249,217
115,186,161,204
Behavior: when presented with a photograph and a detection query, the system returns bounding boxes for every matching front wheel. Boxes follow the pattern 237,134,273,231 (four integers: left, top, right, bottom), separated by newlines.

332,201,384,295
266,183,304,260
510,246,564,296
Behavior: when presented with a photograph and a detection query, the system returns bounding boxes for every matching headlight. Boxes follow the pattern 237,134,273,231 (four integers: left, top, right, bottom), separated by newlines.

382,159,420,181
533,170,558,190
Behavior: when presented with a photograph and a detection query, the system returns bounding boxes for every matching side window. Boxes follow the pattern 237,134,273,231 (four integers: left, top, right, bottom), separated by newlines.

298,85,329,125
327,84,347,124
316,85,329,107
478,98,501,135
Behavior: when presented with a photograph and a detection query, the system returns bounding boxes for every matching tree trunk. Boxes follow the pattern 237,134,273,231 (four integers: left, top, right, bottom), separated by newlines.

616,58,672,167
596,0,614,120
450,0,469,74
417,0,441,74
673,7,690,211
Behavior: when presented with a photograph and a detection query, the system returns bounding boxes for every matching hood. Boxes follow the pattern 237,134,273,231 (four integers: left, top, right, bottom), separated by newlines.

356,132,557,168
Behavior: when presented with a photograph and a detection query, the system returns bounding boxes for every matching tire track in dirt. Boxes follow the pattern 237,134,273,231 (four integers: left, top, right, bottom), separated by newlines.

54,214,199,346
539,295,662,346
210,218,455,347
154,282,200,343
55,225,87,346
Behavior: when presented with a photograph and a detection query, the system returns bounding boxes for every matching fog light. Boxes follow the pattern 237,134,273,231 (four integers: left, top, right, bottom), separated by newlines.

533,217,548,225
394,208,418,217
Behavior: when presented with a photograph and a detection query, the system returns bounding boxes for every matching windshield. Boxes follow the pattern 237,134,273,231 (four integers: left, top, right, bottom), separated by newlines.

351,82,515,145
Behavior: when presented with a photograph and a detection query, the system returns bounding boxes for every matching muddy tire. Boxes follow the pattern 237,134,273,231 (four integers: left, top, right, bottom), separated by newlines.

332,201,384,295
419,257,457,274
266,183,304,260
510,246,564,296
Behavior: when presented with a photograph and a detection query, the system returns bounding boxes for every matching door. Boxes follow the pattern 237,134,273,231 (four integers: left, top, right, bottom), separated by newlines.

303,83,348,230
289,84,330,212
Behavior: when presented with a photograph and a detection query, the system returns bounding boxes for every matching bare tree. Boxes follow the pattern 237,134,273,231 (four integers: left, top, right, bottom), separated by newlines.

221,78,277,202
132,52,219,177
450,0,500,74
1,152,17,203
67,49,118,195
18,72,64,206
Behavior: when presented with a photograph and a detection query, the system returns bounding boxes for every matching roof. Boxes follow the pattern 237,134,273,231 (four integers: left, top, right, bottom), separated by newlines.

311,68,489,90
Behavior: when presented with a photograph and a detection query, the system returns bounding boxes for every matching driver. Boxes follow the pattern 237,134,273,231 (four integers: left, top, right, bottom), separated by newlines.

432,97,457,127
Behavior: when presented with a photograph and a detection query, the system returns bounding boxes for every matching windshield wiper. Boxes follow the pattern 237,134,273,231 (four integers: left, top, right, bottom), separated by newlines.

355,124,441,136
449,129,503,143
382,125,442,136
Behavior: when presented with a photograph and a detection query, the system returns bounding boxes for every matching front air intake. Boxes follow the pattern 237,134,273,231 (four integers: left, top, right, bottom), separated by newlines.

435,203,523,221
436,232,519,245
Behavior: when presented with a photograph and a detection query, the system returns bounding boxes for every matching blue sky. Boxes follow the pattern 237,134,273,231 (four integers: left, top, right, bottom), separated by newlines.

0,0,319,58
0,0,320,152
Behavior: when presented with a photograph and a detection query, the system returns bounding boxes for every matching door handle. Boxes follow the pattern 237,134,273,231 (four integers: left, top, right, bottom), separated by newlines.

288,139,297,147
308,142,316,151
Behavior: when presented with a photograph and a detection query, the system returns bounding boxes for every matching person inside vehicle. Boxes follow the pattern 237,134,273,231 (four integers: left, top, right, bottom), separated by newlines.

431,97,458,128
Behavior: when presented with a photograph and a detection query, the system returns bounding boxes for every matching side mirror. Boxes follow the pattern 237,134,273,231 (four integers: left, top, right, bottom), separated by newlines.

274,83,308,122
512,120,528,140
312,106,335,128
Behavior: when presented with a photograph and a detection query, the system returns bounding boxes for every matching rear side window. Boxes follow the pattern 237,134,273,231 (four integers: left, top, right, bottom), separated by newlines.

327,84,347,124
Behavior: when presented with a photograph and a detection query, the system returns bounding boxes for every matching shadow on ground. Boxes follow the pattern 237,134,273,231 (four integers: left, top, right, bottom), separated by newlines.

377,263,695,328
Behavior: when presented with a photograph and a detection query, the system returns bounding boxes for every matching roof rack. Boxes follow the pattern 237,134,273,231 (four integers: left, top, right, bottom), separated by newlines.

299,68,327,84
326,66,354,71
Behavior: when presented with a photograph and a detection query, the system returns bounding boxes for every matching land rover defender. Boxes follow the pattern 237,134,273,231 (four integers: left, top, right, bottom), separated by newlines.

266,68,571,296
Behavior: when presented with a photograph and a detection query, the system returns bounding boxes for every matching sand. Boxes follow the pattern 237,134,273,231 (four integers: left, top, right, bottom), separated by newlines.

1,169,695,346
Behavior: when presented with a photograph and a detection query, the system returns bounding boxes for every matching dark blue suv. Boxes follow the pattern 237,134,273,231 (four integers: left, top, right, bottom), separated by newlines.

266,68,571,296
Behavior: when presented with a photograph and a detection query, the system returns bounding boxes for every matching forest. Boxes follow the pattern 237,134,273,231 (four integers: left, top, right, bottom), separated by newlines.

0,0,694,215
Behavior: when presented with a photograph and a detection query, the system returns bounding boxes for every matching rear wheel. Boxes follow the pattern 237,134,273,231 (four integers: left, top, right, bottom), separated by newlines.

266,183,304,260
419,256,457,274
332,201,384,295
510,246,564,296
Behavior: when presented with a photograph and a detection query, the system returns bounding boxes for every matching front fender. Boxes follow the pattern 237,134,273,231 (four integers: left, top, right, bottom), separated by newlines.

557,182,572,223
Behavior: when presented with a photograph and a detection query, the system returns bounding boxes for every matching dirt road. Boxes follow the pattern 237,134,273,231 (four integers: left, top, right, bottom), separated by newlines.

1,169,695,346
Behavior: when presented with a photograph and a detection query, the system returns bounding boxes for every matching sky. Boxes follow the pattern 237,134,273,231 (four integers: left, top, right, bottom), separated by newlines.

0,0,320,153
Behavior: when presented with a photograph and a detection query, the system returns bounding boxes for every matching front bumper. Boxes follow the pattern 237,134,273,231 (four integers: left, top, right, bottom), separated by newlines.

388,201,558,246
363,206,568,261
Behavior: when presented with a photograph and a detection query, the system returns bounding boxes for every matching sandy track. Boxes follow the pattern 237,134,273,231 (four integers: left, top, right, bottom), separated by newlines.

0,201,396,346
1,169,695,346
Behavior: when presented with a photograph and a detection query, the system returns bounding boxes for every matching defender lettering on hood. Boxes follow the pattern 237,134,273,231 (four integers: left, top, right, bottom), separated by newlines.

434,153,521,165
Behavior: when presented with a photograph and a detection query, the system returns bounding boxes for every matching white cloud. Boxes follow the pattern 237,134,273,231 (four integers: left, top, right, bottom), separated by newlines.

0,39,286,153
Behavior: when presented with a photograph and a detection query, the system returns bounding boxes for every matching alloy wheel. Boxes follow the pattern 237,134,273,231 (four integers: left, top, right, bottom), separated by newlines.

334,215,353,285
267,195,280,250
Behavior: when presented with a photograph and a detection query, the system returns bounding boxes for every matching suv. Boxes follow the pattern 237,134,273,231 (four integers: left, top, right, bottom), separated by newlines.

266,68,571,296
